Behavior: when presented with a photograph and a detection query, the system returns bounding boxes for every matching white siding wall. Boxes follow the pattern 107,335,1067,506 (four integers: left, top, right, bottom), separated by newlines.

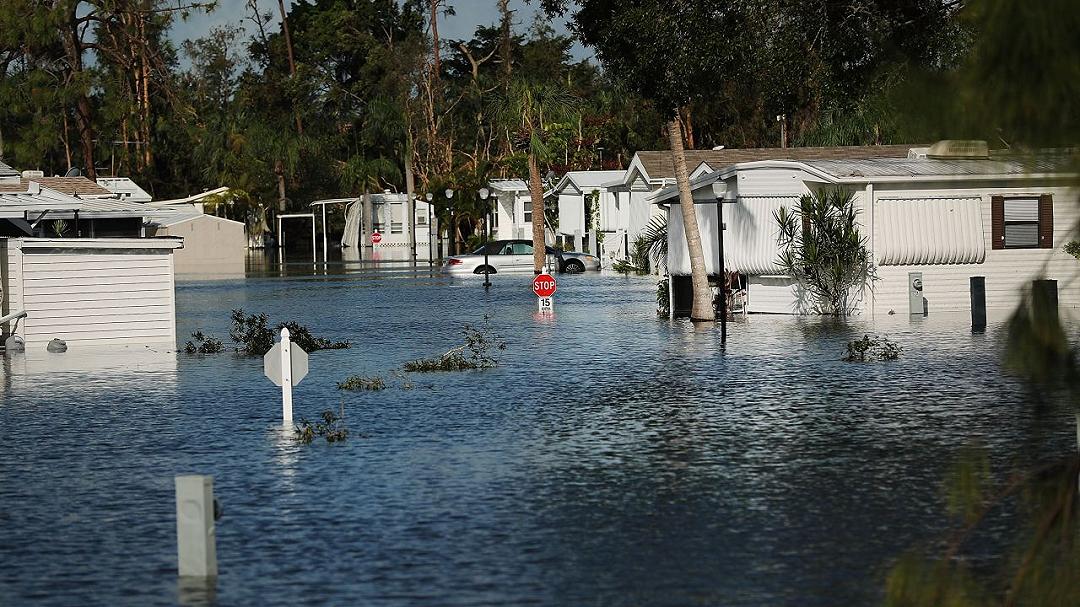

160,215,247,275
1,242,25,343
747,276,813,314
667,201,724,275
736,168,813,196
2,239,179,348
866,185,1080,316
558,192,585,235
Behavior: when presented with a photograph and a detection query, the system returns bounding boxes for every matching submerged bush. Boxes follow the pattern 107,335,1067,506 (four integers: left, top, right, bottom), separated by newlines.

843,334,901,362
295,409,348,444
337,375,386,391
183,330,225,354
229,309,350,355
656,279,670,317
403,322,505,372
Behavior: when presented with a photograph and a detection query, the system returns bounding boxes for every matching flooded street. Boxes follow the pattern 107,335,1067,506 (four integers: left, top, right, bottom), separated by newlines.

1,263,1075,606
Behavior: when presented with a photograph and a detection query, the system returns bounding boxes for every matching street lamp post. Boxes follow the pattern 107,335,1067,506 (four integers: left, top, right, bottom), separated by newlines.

479,187,491,288
711,182,728,344
445,188,455,256
425,192,434,265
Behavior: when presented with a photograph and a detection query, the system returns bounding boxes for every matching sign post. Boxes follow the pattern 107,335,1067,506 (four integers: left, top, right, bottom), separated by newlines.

264,327,309,425
533,273,557,314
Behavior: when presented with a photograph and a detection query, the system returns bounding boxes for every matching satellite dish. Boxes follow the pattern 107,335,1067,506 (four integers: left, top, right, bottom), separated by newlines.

64,167,81,177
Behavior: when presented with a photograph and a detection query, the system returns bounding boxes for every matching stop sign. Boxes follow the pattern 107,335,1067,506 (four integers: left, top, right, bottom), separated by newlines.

371,232,382,244
532,273,557,297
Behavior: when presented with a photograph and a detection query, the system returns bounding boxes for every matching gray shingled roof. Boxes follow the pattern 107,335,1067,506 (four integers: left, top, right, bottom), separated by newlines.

633,144,920,182
0,176,114,196
0,160,16,177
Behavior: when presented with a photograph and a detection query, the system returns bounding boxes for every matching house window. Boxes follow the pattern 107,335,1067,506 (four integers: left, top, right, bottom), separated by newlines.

390,203,404,234
523,200,532,224
992,195,1053,250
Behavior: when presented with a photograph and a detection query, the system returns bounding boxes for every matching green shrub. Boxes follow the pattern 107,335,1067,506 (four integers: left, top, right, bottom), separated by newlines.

656,279,670,317
183,330,225,354
337,375,386,391
229,309,350,355
775,188,875,315
843,334,901,361
403,322,504,372
295,409,349,444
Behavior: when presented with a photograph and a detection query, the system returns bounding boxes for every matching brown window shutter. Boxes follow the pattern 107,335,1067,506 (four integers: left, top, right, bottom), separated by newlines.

1038,194,1054,248
991,195,1004,250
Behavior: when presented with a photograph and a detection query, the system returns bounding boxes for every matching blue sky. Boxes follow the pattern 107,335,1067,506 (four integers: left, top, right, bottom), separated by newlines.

169,0,589,62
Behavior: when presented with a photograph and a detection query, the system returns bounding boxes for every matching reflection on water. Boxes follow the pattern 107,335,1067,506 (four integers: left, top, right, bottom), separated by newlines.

0,265,1075,606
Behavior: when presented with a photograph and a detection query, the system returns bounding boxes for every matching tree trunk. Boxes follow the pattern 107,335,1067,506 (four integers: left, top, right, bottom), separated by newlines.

405,137,416,263
277,0,303,135
430,0,441,78
498,0,512,85
275,160,287,212
59,10,95,180
528,152,546,273
668,119,714,321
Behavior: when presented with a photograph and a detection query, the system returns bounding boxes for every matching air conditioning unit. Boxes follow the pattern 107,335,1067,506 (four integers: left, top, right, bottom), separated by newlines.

926,140,990,160
21,170,44,179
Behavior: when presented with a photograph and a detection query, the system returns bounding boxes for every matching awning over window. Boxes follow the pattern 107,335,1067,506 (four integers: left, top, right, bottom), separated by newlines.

877,197,985,265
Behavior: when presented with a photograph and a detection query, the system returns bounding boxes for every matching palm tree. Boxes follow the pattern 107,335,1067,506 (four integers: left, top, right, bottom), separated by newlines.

496,81,578,273
668,118,715,321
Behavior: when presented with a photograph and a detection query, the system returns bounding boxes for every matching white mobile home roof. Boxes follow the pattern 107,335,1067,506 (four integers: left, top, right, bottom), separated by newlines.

0,184,173,219
489,179,530,192
0,160,16,177
551,170,625,194
651,153,1078,203
96,177,153,203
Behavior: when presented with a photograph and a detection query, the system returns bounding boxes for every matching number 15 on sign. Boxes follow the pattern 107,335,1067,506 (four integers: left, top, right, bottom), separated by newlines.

538,296,553,313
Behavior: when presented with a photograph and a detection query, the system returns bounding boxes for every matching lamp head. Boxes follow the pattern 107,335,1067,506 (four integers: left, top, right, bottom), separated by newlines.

445,188,454,199
710,181,726,200
425,192,433,201
479,187,490,200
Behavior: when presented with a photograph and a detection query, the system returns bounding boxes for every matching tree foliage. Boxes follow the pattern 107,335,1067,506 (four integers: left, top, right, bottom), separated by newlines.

774,188,875,316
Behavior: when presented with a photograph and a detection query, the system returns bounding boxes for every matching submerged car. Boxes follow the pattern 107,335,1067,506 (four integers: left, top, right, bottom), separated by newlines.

442,239,601,275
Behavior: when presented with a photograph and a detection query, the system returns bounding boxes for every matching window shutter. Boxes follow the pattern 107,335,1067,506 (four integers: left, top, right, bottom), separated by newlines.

991,195,1004,250
1038,194,1054,248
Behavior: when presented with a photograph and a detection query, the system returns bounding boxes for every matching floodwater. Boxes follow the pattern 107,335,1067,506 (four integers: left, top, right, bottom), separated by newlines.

0,261,1076,606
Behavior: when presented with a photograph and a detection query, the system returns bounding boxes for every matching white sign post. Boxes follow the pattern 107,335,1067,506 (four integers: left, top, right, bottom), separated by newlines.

175,474,217,578
264,327,309,425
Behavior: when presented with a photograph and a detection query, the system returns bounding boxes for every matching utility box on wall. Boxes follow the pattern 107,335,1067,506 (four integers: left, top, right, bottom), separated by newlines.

908,271,924,316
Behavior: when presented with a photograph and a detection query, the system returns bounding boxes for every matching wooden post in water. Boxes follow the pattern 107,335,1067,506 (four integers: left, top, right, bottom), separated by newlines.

969,276,986,332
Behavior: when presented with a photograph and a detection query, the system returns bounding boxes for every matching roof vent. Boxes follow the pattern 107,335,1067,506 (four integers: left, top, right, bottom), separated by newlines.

22,170,44,179
926,140,989,160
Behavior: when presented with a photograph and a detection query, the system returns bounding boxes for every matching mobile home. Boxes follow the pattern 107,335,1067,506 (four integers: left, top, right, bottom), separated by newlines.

654,144,1079,317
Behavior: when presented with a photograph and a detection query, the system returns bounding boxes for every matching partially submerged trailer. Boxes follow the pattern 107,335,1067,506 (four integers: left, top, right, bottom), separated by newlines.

654,144,1080,317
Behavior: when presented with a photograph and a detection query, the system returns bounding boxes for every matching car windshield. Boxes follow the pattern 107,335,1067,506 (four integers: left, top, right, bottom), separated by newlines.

471,242,505,255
